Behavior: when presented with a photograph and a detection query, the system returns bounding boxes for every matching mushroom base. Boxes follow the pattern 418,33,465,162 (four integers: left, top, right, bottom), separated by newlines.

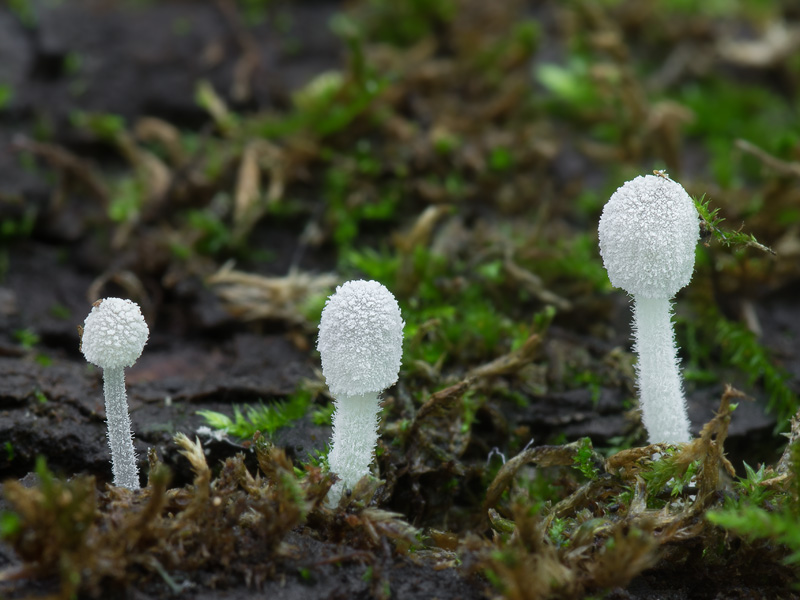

326,392,381,506
632,295,691,444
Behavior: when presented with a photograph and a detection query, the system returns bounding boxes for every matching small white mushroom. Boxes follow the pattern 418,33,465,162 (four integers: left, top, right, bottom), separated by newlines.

81,298,149,489
317,280,404,506
598,174,699,444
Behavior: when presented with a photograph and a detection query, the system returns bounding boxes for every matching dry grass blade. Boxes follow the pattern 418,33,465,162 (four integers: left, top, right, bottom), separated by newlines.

135,117,186,166
395,205,453,295
483,447,540,512
583,519,660,589
395,205,453,252
233,140,262,240
114,131,172,203
86,270,152,320
484,439,604,512
232,140,286,243
358,508,420,550
718,22,800,67
483,505,579,600
467,332,542,380
605,443,672,477
502,258,572,311
735,138,800,179
173,433,212,522
196,79,236,134
11,137,109,203
207,262,337,323
403,381,473,479
542,477,620,531
408,380,470,438
650,384,739,514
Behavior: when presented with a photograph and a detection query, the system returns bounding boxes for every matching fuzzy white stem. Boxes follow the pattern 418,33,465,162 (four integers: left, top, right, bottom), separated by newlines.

326,392,381,506
103,366,140,490
632,296,691,444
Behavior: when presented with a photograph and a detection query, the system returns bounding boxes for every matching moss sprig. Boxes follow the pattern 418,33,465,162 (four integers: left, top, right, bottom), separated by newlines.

694,194,775,255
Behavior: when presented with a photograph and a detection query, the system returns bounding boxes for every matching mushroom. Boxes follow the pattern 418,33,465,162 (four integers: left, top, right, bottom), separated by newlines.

81,298,149,489
317,280,404,506
598,174,699,444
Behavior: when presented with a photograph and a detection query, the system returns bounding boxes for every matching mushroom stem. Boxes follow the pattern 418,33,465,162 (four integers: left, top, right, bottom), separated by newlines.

326,392,381,506
632,296,691,444
102,366,140,490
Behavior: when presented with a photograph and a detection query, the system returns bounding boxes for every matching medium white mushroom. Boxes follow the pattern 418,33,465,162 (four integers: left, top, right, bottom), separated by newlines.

317,280,404,506
81,297,149,489
598,174,699,444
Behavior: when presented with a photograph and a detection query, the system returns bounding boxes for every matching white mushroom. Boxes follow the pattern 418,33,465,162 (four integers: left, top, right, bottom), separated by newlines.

317,280,404,506
81,297,149,489
598,174,699,444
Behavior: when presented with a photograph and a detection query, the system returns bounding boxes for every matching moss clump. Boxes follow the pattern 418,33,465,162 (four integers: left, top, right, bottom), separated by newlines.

1,436,331,598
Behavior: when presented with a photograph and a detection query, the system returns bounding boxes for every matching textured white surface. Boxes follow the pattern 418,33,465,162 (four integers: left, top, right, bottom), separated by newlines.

103,366,140,489
82,298,149,369
317,280,404,397
598,175,699,299
326,392,381,506
633,297,691,444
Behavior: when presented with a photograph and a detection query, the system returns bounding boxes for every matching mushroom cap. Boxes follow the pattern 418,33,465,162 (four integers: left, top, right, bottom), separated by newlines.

81,298,149,369
598,175,699,299
317,280,404,398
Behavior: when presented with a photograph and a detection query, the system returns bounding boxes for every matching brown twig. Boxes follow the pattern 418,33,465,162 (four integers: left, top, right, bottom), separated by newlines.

11,137,109,204
735,139,800,179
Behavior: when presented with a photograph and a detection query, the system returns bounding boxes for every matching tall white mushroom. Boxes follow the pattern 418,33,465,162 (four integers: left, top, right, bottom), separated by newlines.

317,280,404,506
81,298,149,490
598,174,699,444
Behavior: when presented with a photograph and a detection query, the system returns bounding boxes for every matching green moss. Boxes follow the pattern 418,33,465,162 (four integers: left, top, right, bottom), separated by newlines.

536,58,600,114
186,208,233,255
109,178,144,223
8,0,36,27
572,437,600,480
693,194,774,254
310,403,335,427
716,317,797,425
656,0,776,18
353,0,455,47
256,70,388,140
70,111,126,141
13,329,40,350
48,303,71,320
0,84,13,110
489,147,515,172
679,299,797,427
341,242,556,375
198,388,315,440
323,162,401,250
536,232,611,293
0,209,36,241
707,442,800,563
64,52,82,76
676,80,798,186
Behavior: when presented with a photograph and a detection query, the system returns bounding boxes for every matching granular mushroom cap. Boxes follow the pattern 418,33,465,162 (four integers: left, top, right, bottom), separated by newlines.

81,298,149,369
317,280,404,398
598,174,700,299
